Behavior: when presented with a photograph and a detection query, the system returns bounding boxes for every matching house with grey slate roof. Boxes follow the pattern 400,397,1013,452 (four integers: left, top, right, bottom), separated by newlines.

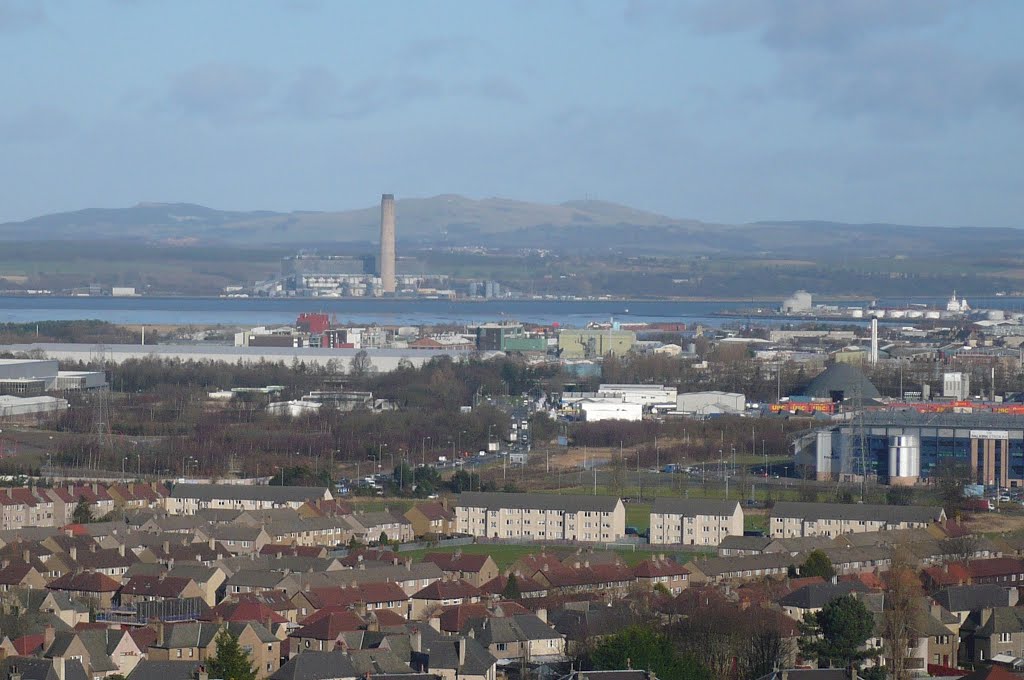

166,485,332,515
769,501,945,538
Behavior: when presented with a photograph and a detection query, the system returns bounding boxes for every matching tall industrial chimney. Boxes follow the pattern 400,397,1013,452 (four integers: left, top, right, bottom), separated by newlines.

870,318,879,365
380,194,396,294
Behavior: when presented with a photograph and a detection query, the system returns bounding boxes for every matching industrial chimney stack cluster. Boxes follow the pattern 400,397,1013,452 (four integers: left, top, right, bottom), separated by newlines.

379,193,396,294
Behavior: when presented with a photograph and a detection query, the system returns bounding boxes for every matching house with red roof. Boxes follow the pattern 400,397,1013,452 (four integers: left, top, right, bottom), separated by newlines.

632,557,689,595
0,559,47,591
479,573,549,600
119,574,204,606
436,601,531,633
337,547,399,568
260,544,328,559
967,558,1024,585
923,563,971,590
410,579,484,619
46,570,120,608
289,610,367,654
531,563,636,597
290,582,410,620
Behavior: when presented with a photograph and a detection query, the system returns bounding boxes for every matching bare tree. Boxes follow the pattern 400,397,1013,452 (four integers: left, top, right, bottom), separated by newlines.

883,547,922,680
940,535,980,563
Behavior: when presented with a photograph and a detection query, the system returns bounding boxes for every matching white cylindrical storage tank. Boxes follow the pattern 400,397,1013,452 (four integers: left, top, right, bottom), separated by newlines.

888,434,920,485
870,310,886,318
907,310,923,319
850,309,864,318
925,311,941,319
988,310,1006,321
890,310,906,319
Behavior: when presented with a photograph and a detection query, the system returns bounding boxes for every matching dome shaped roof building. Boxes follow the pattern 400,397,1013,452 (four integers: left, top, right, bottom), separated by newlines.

800,363,881,401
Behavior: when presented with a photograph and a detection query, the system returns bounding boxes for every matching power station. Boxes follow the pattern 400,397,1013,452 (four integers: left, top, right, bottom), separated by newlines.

380,193,396,294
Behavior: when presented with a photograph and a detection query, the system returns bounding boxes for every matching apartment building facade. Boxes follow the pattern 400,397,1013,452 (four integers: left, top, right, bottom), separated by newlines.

454,492,625,543
649,498,744,546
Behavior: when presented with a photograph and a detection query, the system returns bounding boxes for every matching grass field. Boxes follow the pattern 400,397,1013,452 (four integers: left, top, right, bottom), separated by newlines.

626,503,652,532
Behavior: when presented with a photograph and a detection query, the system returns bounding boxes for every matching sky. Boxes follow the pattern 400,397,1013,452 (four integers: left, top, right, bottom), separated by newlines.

1,0,1022,228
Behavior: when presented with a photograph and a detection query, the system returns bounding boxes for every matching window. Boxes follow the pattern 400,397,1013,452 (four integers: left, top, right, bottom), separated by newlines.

176,650,182,658
497,643,507,652
1000,633,1012,643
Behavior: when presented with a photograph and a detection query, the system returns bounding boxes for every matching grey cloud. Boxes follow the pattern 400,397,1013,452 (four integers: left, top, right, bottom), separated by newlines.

457,76,527,103
691,0,954,52
0,106,74,142
400,36,482,62
0,0,46,33
166,63,274,121
776,40,1024,123
284,66,342,118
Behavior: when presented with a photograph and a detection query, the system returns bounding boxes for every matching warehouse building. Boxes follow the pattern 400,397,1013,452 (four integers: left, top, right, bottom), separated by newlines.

0,395,69,421
676,391,746,415
0,358,106,396
1,344,468,373
795,411,1024,487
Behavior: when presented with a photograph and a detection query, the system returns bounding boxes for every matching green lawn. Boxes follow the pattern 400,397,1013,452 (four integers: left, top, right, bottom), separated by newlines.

626,503,652,532
744,513,767,534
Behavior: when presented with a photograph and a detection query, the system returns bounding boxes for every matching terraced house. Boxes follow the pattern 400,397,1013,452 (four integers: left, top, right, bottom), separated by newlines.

769,501,946,539
165,484,333,515
454,492,625,543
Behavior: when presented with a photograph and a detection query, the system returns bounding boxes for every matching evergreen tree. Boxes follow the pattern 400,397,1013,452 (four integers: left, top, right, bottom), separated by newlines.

72,495,93,524
799,594,876,669
592,626,709,680
207,629,257,680
800,549,835,579
501,573,521,600
378,530,389,546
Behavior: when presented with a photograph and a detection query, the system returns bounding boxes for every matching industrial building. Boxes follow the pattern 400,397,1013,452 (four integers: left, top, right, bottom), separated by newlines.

579,400,643,422
0,358,106,396
0,395,69,421
472,322,547,352
795,411,1024,487
557,329,635,359
676,391,746,415
1,344,469,373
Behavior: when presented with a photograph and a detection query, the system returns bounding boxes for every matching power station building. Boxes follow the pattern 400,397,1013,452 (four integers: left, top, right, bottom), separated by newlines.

795,411,1024,487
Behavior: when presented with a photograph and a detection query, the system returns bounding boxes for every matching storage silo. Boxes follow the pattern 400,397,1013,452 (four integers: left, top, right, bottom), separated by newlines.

887,434,920,486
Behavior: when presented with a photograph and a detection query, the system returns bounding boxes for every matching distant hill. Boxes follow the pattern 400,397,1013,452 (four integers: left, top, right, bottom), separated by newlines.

0,195,1020,258
0,195,695,245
